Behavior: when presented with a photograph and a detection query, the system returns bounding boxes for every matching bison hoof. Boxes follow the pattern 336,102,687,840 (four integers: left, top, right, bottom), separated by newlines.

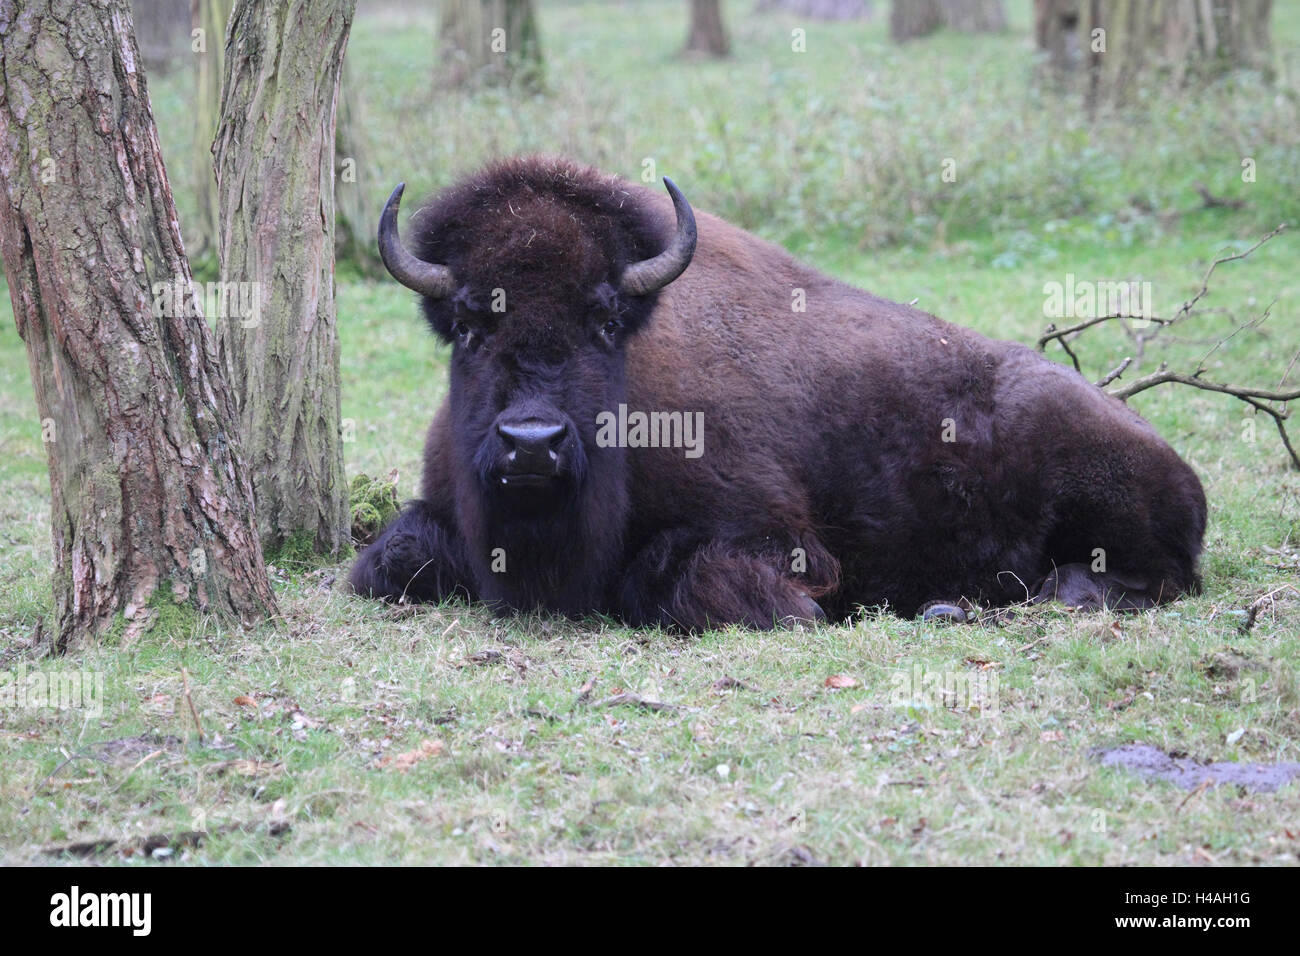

920,602,971,625
779,595,825,628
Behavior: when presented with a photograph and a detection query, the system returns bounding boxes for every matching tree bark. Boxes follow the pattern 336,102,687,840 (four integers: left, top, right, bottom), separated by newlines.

189,0,233,266
0,0,278,649
213,0,353,560
685,0,730,57
438,0,544,90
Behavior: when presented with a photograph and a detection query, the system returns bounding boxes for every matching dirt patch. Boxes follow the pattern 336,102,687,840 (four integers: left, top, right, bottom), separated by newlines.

1098,744,1300,793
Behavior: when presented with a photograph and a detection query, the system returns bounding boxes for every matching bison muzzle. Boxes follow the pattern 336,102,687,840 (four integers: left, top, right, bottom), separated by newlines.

349,157,1207,630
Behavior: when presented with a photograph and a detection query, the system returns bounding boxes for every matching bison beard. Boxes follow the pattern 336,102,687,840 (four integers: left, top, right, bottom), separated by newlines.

349,157,1207,630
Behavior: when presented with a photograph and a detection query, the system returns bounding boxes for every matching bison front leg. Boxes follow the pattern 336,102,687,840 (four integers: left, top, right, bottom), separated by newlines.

348,500,474,604
618,532,824,631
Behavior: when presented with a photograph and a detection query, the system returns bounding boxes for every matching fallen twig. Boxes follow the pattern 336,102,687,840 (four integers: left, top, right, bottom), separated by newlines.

181,667,205,744
1038,225,1296,468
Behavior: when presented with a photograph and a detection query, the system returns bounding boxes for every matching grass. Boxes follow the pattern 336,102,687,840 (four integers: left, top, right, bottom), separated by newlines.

0,0,1298,865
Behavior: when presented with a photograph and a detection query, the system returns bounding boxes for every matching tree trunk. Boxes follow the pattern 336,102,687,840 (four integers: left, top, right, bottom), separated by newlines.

438,0,544,90
129,0,192,75
685,0,730,57
890,0,942,40
939,0,1006,32
1034,0,1084,74
213,0,353,560
754,0,871,20
334,59,382,276
1035,0,1274,105
0,0,278,650
189,0,233,267
891,0,1004,40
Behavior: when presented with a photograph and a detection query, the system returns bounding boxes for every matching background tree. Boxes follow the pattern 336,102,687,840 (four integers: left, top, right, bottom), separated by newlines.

334,61,382,276
438,0,544,90
755,0,872,20
213,0,354,559
129,0,192,75
940,0,1005,32
0,0,278,650
189,0,234,267
891,0,1005,41
890,0,941,39
685,0,731,57
1035,0,1273,104
1034,0,1083,76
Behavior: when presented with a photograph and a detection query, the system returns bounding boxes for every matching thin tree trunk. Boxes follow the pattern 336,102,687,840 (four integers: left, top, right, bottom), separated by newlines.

189,0,233,266
0,0,278,649
1034,0,1084,74
685,0,730,57
213,0,354,559
129,0,192,75
939,0,1006,32
890,0,942,40
754,0,872,20
334,60,381,276
438,0,544,89
891,0,1004,40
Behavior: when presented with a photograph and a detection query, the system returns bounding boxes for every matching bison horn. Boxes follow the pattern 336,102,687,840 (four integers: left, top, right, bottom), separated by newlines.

378,183,456,299
619,177,698,296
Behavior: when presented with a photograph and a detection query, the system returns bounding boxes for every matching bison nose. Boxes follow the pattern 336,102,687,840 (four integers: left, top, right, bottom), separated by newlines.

498,420,567,471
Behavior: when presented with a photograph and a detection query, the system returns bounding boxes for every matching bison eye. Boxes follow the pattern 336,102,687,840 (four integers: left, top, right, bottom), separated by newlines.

601,318,621,340
451,321,480,351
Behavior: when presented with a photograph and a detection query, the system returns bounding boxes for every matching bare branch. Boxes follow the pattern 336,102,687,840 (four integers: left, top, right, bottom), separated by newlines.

1038,313,1173,353
1033,224,1295,469
1095,356,1133,388
1178,223,1286,319
1037,224,1286,358
1110,365,1300,406
1109,364,1300,471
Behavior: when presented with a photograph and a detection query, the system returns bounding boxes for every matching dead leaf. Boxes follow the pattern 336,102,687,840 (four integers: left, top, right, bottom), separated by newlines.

824,674,860,689
456,649,502,667
232,695,255,708
590,693,679,713
712,675,752,691
376,738,445,771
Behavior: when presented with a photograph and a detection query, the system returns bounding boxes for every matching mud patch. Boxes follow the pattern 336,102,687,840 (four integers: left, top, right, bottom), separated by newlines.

1098,744,1300,793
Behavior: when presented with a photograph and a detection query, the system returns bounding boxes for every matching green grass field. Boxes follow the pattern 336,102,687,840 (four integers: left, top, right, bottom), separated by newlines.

1,0,1298,865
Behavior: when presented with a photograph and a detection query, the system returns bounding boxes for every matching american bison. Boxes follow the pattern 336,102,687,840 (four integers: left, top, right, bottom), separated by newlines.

349,157,1206,630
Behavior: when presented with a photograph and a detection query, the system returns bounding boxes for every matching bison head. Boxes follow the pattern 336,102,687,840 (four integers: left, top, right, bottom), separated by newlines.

377,160,696,609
